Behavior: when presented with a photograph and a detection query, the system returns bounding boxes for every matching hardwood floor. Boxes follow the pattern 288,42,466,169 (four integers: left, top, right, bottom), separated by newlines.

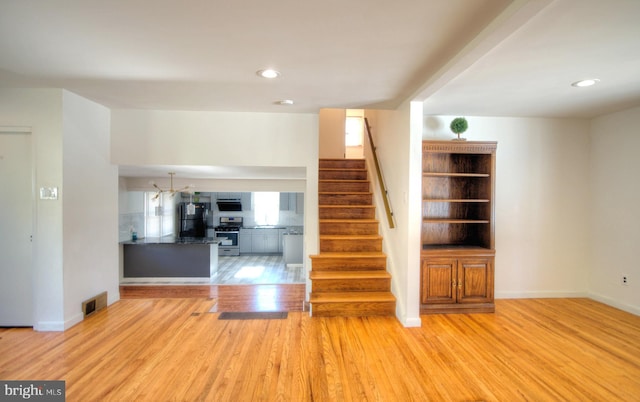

120,284,307,312
1,298,640,401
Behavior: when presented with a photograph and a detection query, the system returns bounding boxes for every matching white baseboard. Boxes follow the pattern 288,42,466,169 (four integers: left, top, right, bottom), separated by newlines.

34,321,65,332
495,290,588,299
587,292,640,316
109,292,120,305
64,312,84,330
496,290,639,317
400,316,422,327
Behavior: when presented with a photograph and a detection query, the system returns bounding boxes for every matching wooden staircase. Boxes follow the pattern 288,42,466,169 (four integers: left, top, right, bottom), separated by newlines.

309,159,396,317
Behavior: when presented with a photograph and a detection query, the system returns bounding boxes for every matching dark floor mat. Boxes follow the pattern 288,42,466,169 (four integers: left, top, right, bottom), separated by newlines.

218,312,288,320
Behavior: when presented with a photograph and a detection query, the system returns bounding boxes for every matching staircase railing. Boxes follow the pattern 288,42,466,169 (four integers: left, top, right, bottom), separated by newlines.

364,118,395,229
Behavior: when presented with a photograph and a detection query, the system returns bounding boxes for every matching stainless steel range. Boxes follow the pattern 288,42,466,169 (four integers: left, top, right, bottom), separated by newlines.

214,217,242,256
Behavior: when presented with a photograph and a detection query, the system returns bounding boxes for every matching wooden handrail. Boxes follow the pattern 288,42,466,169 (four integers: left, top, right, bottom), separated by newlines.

364,118,395,229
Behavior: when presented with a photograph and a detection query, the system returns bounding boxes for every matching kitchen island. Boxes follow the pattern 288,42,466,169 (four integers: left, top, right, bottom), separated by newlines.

122,237,219,281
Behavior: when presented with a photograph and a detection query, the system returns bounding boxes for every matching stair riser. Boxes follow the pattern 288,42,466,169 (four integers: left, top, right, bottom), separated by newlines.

319,207,376,220
311,301,396,317
319,170,368,180
311,159,395,318
319,193,373,205
319,160,366,169
320,222,379,235
311,257,387,271
319,181,370,192
320,239,382,252
311,278,391,292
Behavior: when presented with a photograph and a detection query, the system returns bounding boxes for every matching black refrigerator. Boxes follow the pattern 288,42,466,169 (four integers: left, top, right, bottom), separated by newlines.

178,202,210,238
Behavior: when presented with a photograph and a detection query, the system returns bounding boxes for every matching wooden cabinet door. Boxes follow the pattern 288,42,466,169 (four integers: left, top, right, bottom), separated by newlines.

456,258,494,304
421,258,456,304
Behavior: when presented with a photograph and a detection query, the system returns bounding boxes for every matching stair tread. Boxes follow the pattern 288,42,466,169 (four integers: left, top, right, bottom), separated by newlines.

314,158,393,317
320,234,382,239
319,181,369,184
319,168,366,172
310,291,396,303
318,218,380,225
319,205,375,208
319,191,372,194
320,158,365,161
310,270,391,279
320,218,379,222
310,251,386,258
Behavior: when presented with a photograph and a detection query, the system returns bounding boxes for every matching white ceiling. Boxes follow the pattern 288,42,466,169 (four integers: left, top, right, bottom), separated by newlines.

2,0,639,179
419,0,640,118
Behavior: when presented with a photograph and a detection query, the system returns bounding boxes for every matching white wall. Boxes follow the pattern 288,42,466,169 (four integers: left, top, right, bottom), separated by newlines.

364,102,423,327
62,91,119,329
111,109,317,168
588,106,640,315
0,88,118,331
424,116,591,298
318,108,346,159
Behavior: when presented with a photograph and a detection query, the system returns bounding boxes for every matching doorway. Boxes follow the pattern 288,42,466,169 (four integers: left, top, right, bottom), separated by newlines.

345,109,364,159
0,131,34,326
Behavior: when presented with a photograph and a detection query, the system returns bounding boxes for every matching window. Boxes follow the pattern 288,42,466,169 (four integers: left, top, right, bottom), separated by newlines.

144,192,175,238
345,116,364,147
254,192,279,225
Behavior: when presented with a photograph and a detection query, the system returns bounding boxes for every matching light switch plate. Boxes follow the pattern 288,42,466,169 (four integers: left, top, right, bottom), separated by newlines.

40,187,58,200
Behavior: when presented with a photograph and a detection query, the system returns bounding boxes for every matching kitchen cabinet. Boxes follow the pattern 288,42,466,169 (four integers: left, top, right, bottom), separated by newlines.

250,230,279,253
123,241,219,278
180,192,212,203
241,193,252,210
241,228,280,254
280,193,297,211
239,232,252,253
279,192,304,213
420,256,494,310
278,229,285,252
295,193,304,214
420,141,496,314
215,192,242,200
283,233,303,264
279,193,289,210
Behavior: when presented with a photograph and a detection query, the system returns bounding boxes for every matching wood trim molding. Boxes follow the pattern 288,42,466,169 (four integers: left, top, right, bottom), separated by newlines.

422,141,497,154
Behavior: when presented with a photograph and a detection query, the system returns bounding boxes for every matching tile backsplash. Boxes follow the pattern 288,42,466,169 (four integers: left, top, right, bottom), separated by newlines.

119,212,144,242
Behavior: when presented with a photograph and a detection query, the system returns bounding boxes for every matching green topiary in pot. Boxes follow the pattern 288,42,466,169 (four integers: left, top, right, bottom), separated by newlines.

450,117,468,141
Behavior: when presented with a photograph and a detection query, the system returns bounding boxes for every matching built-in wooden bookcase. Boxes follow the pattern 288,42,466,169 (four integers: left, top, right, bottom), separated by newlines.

420,141,497,314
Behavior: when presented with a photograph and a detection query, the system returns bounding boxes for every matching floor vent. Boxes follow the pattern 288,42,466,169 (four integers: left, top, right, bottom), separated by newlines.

82,291,107,317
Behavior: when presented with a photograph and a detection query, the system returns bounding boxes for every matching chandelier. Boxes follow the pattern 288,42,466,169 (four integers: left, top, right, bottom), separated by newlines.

151,172,192,201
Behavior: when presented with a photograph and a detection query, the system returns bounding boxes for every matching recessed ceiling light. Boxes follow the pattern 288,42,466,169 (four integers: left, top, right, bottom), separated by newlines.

257,69,280,79
571,79,600,87
275,99,294,105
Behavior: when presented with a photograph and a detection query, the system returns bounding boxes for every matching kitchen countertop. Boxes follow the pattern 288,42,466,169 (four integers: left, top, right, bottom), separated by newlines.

242,225,287,229
121,236,220,245
241,225,303,233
